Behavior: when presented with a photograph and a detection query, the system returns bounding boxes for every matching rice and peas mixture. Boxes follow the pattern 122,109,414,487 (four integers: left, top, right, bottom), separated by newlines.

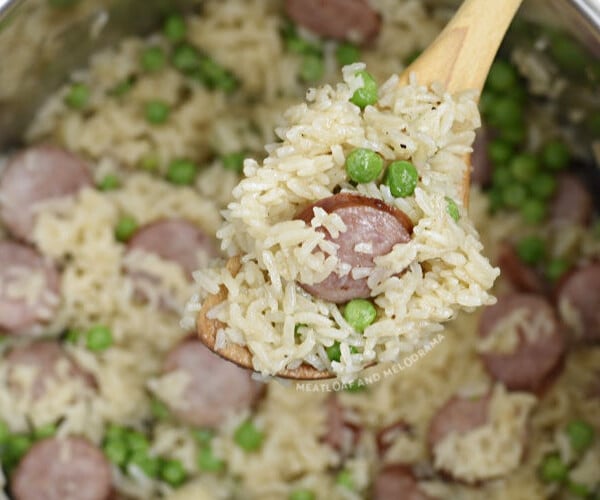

0,0,599,499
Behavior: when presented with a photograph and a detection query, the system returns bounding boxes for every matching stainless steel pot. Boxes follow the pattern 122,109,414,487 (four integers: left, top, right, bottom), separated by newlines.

0,0,599,151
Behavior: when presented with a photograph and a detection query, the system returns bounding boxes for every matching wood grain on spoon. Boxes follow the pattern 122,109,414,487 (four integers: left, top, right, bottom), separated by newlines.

197,0,523,379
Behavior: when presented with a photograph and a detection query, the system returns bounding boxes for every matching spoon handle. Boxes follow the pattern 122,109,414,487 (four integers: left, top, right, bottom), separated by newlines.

402,0,524,93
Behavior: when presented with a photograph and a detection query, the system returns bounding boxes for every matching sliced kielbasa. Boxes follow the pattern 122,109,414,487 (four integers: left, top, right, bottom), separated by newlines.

427,394,490,453
284,0,381,45
295,193,412,303
556,262,600,343
162,338,264,427
323,395,361,458
11,436,112,500
496,241,547,295
376,420,411,455
478,293,565,393
0,146,93,241
5,340,94,400
549,174,593,226
0,241,61,335
373,464,432,500
127,218,218,278
470,127,493,188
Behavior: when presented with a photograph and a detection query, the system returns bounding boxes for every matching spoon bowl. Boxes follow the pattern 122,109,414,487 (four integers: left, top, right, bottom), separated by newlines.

197,0,524,380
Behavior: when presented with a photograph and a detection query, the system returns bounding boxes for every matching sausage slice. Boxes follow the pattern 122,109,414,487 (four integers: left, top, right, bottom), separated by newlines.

477,293,565,393
11,436,111,500
284,0,381,45
0,241,60,335
427,394,490,453
373,464,432,500
0,146,93,241
557,263,600,343
323,395,361,458
5,341,94,400
162,338,264,427
295,193,412,303
127,218,218,278
549,174,593,226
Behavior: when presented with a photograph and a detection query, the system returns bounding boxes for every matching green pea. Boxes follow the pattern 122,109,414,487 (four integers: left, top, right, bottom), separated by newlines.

197,445,225,472
3,434,32,466
195,57,238,93
479,90,496,117
166,159,198,185
567,481,590,498
529,172,557,200
326,341,342,362
130,450,160,478
491,166,513,188
516,235,545,265
336,43,360,66
502,183,527,208
106,424,127,441
172,44,200,73
343,299,376,333
294,323,308,340
160,458,187,487
150,399,170,420
566,419,595,453
350,70,378,108
64,328,82,344
65,83,89,110
286,36,321,56
108,77,135,97
487,138,514,166
115,215,138,242
520,199,547,225
499,121,526,145
539,453,568,483
404,49,421,66
446,197,460,222
0,420,9,444
98,174,120,191
233,421,264,452
384,160,418,197
103,439,128,466
541,140,570,171
126,430,149,453
300,54,324,83
487,186,505,213
145,100,170,124
289,489,316,500
192,428,215,446
33,423,56,440
549,33,588,75
86,324,113,352
336,469,354,490
141,46,166,72
545,258,570,282
221,152,245,173
510,153,539,182
488,96,522,129
164,14,186,42
345,148,384,184
486,60,518,93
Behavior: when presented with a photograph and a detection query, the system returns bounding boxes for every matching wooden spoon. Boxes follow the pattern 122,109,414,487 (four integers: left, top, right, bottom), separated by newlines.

197,0,524,380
